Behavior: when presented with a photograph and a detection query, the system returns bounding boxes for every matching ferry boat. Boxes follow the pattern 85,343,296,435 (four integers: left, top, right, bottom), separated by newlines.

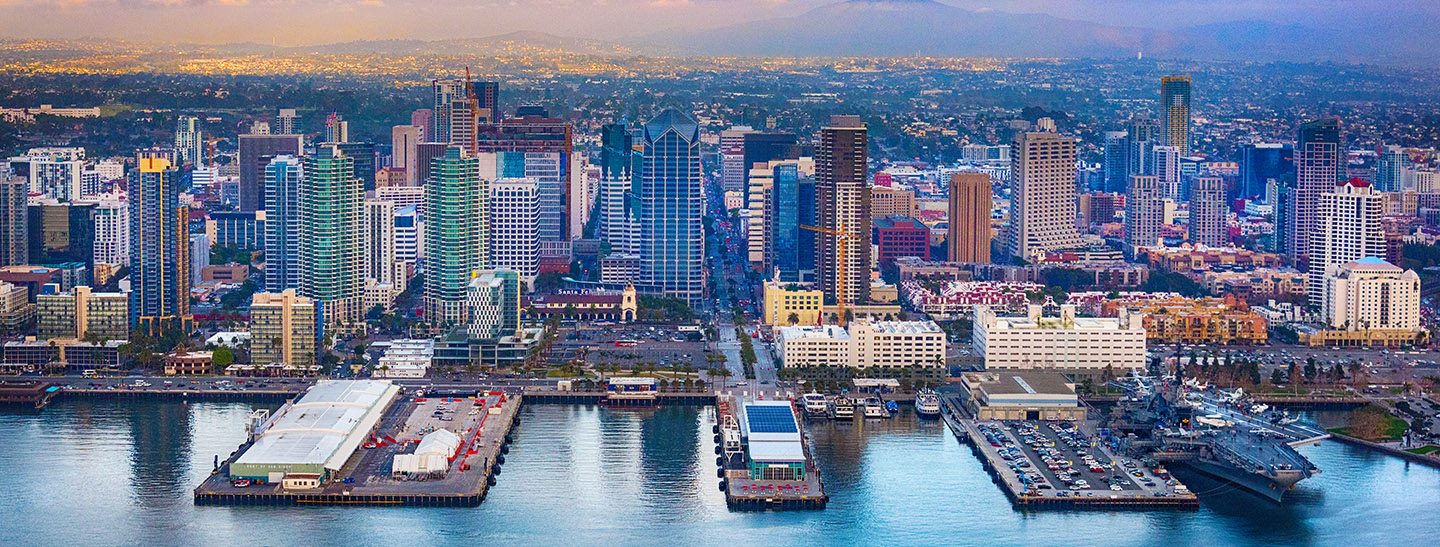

862,396,888,418
915,389,941,419
801,392,829,418
832,396,855,420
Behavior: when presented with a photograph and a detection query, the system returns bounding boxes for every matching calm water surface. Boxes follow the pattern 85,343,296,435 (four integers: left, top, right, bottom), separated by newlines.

1,401,1437,546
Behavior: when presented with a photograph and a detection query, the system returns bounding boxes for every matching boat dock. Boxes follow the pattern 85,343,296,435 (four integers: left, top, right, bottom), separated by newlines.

194,390,521,507
941,396,1199,510
715,395,828,510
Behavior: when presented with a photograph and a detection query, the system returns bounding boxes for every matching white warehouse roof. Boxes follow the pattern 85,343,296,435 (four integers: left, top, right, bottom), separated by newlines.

235,380,400,472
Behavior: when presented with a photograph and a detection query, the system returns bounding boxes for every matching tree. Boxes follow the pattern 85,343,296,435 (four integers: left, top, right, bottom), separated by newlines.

787,312,800,326
212,347,236,369
1304,356,1318,380
1271,369,1286,385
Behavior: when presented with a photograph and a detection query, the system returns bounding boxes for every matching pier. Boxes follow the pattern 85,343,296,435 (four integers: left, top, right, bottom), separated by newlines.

715,395,828,510
195,389,522,507
941,395,1199,510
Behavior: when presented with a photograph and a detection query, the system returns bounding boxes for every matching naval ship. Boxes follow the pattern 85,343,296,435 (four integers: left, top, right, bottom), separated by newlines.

1105,376,1325,502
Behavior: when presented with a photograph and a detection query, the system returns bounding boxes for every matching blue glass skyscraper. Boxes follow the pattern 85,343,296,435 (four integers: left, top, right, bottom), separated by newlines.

264,155,302,292
639,109,704,304
770,163,801,282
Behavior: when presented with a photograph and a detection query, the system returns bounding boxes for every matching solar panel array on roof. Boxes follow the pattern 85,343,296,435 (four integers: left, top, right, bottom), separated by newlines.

746,405,798,434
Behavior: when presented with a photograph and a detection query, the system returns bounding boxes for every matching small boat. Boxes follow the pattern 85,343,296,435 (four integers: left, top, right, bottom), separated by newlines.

801,392,829,418
884,400,899,416
832,396,855,420
915,389,941,419
862,396,888,418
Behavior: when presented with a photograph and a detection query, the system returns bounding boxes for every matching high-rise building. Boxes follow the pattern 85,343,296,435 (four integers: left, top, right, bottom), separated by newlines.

175,115,203,167
815,115,871,306
1102,130,1130,194
334,142,376,190
474,112,572,243
238,133,303,213
948,172,992,263
1323,257,1421,331
91,193,128,267
1006,130,1084,261
249,289,318,367
26,200,95,275
362,198,398,287
1309,178,1385,310
392,125,422,186
128,158,190,330
489,178,541,283
28,158,83,201
465,269,520,340
1188,176,1227,247
264,155,303,291
1126,175,1165,250
1239,143,1294,200
743,132,801,198
424,147,487,327
323,114,349,144
1125,118,1157,178
36,286,129,341
299,146,363,327
393,205,420,267
720,125,754,193
411,109,434,142
0,175,26,267
769,162,807,282
1160,75,1192,157
639,109,705,304
1150,145,1181,200
598,123,641,257
1375,145,1412,193
870,185,918,218
1287,118,1342,267
189,233,209,284
274,109,299,135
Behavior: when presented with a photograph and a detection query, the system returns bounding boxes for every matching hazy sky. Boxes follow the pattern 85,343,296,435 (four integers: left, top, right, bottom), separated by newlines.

0,0,1433,46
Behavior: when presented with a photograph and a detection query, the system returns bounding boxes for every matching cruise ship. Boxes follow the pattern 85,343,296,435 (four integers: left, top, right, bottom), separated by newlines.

914,389,941,419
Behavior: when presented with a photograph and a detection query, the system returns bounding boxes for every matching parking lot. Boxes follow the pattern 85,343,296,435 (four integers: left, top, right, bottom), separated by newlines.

975,420,1180,498
551,325,712,370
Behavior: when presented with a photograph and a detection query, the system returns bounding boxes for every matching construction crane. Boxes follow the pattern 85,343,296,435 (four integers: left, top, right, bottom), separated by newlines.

800,223,859,327
464,66,480,155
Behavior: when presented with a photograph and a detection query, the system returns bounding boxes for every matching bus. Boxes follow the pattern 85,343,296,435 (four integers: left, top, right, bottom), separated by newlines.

614,339,639,347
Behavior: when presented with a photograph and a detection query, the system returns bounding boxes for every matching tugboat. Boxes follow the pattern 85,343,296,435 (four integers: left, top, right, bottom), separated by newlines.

914,389,941,419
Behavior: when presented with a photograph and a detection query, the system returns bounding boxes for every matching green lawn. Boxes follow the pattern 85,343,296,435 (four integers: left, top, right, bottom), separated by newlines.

1328,412,1409,442
1404,446,1439,456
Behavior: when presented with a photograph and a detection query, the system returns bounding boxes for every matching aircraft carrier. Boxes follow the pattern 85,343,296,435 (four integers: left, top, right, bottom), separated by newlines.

1104,376,1327,502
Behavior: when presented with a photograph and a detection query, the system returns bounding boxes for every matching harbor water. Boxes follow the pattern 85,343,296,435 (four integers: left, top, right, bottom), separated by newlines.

1,400,1437,546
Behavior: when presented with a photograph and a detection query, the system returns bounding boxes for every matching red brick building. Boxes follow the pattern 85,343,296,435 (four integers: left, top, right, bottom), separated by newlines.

872,215,930,266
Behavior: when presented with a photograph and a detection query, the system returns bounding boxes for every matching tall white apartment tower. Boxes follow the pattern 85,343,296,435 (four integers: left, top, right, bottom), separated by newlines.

1308,178,1385,310
489,178,541,283
1006,129,1084,261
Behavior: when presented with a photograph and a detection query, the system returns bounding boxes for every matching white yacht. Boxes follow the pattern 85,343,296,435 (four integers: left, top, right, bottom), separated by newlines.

915,389,941,419
801,392,829,418
832,396,855,420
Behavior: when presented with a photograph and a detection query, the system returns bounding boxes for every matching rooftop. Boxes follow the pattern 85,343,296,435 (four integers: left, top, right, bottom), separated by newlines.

965,372,1075,396
234,380,399,471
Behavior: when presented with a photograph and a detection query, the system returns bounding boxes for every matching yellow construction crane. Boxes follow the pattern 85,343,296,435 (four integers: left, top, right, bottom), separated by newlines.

800,223,859,327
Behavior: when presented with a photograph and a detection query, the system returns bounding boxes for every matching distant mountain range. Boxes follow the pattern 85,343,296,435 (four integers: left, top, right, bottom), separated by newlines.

634,0,1439,65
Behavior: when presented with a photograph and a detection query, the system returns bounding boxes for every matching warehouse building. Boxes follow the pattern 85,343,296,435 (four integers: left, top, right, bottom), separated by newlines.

229,380,400,483
961,371,1085,421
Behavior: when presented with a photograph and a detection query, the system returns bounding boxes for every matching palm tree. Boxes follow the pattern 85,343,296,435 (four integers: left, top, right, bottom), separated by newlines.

787,312,800,326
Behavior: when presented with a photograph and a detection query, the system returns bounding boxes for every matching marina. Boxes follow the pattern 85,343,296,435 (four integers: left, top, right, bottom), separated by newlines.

193,380,521,507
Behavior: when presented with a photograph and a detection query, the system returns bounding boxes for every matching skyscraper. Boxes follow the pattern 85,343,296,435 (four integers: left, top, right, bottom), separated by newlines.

474,111,572,244
1102,130,1130,194
743,131,801,197
431,78,467,146
1239,143,1294,200
238,133,303,213
720,125,754,193
392,125,422,186
1286,118,1342,267
769,162,805,281
128,158,190,331
323,114,349,144
948,172,992,263
489,178,540,283
1125,175,1165,250
1160,75,1192,157
1309,178,1385,310
0,175,25,267
639,109,705,304
92,194,128,267
299,146,364,328
815,115,871,307
362,198,398,287
27,200,96,273
250,289,318,367
1375,145,1412,193
1006,129,1084,261
1188,176,1227,247
1125,118,1157,177
175,115,203,167
598,123,641,257
423,147,487,327
274,109,299,135
465,270,520,340
746,164,774,273
411,109,434,142
1150,145,1181,200
264,155,303,291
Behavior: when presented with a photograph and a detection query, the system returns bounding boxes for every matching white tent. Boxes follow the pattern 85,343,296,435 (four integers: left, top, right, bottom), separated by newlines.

391,429,462,479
